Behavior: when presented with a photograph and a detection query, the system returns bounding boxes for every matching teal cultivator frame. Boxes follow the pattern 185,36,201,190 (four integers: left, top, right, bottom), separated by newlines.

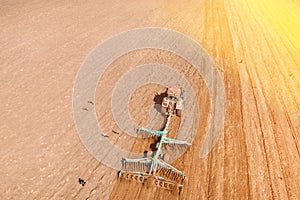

119,86,191,192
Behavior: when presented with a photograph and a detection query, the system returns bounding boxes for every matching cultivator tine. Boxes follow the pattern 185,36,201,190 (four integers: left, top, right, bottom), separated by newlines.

121,158,152,173
137,127,165,139
155,160,185,183
162,138,191,146
160,139,190,160
161,138,191,152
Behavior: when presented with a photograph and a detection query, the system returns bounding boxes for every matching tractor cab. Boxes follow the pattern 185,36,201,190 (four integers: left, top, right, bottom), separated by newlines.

162,85,185,116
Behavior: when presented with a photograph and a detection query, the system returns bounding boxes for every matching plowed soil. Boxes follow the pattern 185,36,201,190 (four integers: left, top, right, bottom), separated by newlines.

0,0,299,199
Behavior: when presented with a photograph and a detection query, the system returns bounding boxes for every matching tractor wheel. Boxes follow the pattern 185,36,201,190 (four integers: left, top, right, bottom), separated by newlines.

161,106,167,115
177,109,182,117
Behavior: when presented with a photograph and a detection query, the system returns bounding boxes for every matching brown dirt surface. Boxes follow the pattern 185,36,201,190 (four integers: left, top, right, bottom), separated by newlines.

1,0,299,199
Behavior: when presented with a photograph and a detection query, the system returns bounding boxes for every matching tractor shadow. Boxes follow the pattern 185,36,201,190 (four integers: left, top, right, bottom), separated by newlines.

153,90,168,128
153,89,168,109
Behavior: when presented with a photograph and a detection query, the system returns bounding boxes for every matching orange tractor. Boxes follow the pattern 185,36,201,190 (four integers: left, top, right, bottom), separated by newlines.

162,85,185,116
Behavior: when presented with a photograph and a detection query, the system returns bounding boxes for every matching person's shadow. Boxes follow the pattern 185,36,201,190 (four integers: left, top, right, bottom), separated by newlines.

78,178,86,186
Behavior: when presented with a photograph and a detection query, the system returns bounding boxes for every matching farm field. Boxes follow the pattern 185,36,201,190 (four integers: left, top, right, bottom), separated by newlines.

0,0,299,199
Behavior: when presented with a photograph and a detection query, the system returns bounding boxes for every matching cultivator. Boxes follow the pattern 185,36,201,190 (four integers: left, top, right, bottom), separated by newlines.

118,85,191,192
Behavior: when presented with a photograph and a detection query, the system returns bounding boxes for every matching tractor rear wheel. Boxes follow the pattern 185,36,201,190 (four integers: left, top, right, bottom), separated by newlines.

176,109,182,117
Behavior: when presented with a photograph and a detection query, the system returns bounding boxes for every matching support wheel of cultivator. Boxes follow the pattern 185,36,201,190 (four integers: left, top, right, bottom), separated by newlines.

178,185,183,193
119,172,146,184
154,179,175,190
133,174,145,184
118,171,127,183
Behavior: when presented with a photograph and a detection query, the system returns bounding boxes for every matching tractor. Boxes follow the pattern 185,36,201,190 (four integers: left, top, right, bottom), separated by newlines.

162,85,185,116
